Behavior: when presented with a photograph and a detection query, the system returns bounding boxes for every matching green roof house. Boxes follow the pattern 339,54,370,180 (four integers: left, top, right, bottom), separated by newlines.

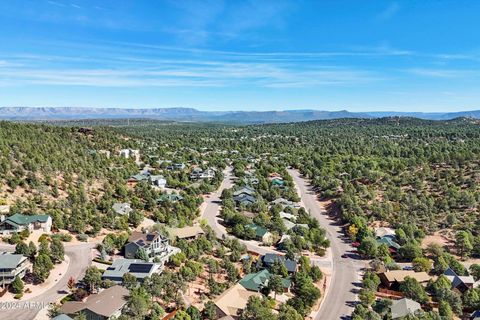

239,269,291,292
0,213,52,234
156,194,184,203
245,224,273,245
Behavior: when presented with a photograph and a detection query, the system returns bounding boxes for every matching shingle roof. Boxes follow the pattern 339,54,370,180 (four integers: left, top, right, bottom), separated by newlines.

261,254,297,273
5,213,50,226
0,252,27,269
391,298,421,319
214,283,262,317
239,269,291,292
444,267,476,289
245,224,269,237
381,270,431,283
52,315,74,320
60,285,129,317
376,236,401,249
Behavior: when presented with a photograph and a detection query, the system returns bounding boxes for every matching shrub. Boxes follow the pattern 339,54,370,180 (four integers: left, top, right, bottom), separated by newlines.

76,234,88,242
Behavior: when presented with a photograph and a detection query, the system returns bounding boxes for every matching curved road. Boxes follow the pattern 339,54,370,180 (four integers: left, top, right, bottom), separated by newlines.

0,242,95,320
200,167,280,256
288,168,364,320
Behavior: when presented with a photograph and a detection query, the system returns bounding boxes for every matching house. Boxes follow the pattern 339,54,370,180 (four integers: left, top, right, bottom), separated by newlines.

233,186,256,197
101,259,161,283
150,175,167,188
119,149,140,159
270,198,300,210
390,298,421,319
271,178,285,187
242,176,259,185
257,253,297,274
279,211,296,221
0,252,29,287
0,214,52,234
190,167,216,180
375,227,396,239
167,163,186,171
277,234,291,247
127,173,149,186
124,231,180,263
167,225,205,240
444,268,478,293
239,269,291,293
282,219,296,231
234,194,257,206
60,285,129,320
112,203,132,216
156,194,184,203
378,270,431,289
214,283,262,319
471,310,480,320
52,315,73,320
376,236,401,252
245,224,273,244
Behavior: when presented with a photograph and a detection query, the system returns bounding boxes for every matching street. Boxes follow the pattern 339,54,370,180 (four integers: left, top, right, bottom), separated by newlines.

0,242,95,320
288,168,364,320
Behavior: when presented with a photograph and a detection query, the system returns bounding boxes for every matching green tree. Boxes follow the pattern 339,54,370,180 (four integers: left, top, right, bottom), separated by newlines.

50,238,65,263
135,248,149,262
399,276,429,304
185,306,201,320
33,253,54,282
412,257,432,272
239,296,276,320
202,300,217,320
11,276,24,294
15,241,29,256
438,300,453,320
122,272,138,290
455,231,473,259
470,264,480,281
359,288,376,307
174,310,191,320
268,275,284,299
83,266,102,293
278,304,303,320
28,241,37,259
358,237,378,258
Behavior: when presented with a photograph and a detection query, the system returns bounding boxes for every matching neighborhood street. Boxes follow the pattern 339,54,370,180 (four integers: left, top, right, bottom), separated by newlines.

288,168,364,320
0,242,95,320
200,167,282,256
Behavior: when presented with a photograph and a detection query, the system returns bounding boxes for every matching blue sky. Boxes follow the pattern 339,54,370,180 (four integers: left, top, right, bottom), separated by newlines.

1,0,480,112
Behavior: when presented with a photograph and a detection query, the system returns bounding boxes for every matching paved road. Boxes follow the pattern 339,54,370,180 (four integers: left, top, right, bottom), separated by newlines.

201,167,289,256
0,242,95,320
288,168,364,320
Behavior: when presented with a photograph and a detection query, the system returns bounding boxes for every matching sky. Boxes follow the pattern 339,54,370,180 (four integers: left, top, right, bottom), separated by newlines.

1,0,480,112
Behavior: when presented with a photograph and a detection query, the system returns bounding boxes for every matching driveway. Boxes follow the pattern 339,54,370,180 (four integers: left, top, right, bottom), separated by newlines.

0,242,95,320
287,168,365,320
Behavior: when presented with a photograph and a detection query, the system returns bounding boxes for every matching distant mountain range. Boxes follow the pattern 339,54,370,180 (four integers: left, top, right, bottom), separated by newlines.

1,107,480,123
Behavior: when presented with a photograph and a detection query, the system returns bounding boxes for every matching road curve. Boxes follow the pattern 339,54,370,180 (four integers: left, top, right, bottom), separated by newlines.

287,168,363,320
0,242,95,320
201,168,287,256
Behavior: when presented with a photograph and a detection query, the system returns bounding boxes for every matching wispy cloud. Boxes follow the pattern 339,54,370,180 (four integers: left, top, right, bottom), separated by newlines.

0,57,380,88
406,68,477,78
377,2,400,21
